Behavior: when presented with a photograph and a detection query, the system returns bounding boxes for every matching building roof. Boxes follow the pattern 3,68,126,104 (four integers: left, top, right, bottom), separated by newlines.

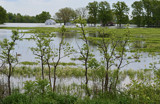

45,19,56,25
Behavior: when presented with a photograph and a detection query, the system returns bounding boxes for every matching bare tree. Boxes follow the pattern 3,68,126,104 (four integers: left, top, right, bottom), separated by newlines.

75,7,88,19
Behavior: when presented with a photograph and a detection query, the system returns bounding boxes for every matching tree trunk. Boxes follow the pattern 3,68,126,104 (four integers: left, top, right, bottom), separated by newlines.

8,51,12,95
41,56,44,80
53,66,57,92
102,78,104,93
8,74,11,95
85,63,88,85
47,60,52,88
85,61,90,96
119,23,121,27
104,69,109,92
114,69,120,90
104,61,109,92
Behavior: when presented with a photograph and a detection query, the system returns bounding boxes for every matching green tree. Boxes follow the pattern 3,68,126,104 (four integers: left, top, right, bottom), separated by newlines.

0,30,21,95
74,17,94,96
52,26,75,91
15,13,23,23
30,31,54,80
98,1,113,26
7,13,16,23
95,28,119,92
86,1,99,26
36,11,51,23
55,7,77,25
142,0,153,27
132,1,145,27
147,0,160,27
113,1,129,27
0,6,7,24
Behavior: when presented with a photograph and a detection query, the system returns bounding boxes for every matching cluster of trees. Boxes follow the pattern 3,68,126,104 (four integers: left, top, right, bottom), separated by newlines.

1,0,160,27
7,11,51,23
54,0,160,27
132,0,160,27
54,1,129,27
87,1,129,27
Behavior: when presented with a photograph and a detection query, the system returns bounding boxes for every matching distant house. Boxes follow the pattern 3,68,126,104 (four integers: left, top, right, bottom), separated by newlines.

45,19,56,25
106,22,115,26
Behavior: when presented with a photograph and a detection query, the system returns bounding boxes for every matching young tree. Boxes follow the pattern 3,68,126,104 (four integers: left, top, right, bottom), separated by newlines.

96,28,119,92
96,27,139,92
86,1,99,27
113,1,130,27
113,28,130,90
98,1,113,26
44,43,53,88
52,26,75,91
0,6,7,24
31,31,54,80
132,1,144,27
74,17,93,96
55,7,77,25
0,30,21,95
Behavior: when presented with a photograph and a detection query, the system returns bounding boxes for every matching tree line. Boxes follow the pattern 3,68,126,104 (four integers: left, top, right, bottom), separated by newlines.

1,0,160,27
6,11,51,23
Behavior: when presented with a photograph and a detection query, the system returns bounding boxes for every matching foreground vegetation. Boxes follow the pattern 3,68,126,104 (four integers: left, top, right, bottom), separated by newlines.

0,66,160,104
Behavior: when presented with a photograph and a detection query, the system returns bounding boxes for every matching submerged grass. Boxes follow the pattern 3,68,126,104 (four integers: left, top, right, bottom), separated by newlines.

20,61,76,66
0,66,155,82
1,27,160,53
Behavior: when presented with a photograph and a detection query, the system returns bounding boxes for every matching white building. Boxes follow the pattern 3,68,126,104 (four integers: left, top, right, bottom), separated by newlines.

45,19,56,25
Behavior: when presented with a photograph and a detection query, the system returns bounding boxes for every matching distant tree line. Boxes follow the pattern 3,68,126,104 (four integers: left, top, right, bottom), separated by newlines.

7,11,51,23
0,6,7,24
7,13,37,23
1,0,160,27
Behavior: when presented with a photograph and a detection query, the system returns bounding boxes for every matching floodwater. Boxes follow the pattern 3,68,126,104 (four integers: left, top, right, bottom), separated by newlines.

0,23,138,28
0,29,159,70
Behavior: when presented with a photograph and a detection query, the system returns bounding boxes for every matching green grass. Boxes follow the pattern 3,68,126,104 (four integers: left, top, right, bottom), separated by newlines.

20,61,76,66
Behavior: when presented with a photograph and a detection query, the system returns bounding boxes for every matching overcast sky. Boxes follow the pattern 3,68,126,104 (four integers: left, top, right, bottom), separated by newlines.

0,0,139,17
